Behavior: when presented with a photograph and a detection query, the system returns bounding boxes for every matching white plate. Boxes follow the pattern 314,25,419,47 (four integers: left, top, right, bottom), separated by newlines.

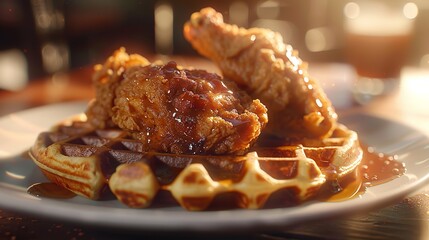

1,101,429,232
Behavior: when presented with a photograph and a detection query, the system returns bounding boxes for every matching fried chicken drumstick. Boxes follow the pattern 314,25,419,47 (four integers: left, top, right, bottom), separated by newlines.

86,49,267,155
184,8,337,139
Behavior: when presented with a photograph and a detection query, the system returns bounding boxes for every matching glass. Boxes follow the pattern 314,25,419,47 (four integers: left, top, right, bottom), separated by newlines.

343,0,417,104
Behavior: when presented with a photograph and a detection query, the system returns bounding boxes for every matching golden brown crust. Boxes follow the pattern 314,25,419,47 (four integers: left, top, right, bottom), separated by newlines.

112,61,267,155
184,7,337,139
86,48,267,155
30,130,106,200
86,47,150,129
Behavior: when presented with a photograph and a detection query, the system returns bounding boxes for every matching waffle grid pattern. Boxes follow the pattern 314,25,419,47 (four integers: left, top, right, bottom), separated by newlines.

31,120,362,210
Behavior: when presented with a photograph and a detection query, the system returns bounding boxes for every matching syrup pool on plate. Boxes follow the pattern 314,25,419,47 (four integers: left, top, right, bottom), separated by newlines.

325,144,406,202
27,182,76,199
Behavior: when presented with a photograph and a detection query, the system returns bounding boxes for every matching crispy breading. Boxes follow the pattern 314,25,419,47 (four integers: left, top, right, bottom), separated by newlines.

112,61,267,155
184,8,337,138
86,47,150,129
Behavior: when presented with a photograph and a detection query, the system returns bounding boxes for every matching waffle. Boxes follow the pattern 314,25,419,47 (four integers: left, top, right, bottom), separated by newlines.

30,114,362,210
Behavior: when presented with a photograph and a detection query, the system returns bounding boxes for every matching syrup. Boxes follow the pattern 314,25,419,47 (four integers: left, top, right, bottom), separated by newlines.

325,144,405,202
27,183,76,199
360,145,405,186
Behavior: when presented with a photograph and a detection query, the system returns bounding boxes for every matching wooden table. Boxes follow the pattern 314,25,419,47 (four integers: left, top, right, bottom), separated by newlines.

1,60,429,239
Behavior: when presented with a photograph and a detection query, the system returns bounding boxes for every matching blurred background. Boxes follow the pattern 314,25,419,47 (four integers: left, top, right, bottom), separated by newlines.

0,0,428,91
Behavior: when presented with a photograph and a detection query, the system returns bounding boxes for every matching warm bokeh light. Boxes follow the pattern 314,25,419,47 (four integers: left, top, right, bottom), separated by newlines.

420,54,429,68
155,2,173,55
305,27,335,52
306,28,325,52
399,68,429,133
41,43,69,74
344,2,360,19
229,1,249,27
0,49,28,91
403,2,418,19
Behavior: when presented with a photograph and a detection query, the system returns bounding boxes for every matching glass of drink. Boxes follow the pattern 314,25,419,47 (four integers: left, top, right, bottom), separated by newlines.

343,0,417,104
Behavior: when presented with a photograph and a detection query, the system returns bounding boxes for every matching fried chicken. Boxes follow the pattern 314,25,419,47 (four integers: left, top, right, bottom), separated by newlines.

86,47,150,129
112,61,267,155
184,8,338,139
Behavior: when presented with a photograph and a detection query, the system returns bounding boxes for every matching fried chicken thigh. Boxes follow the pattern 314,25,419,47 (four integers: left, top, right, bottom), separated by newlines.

112,61,267,155
184,8,337,139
